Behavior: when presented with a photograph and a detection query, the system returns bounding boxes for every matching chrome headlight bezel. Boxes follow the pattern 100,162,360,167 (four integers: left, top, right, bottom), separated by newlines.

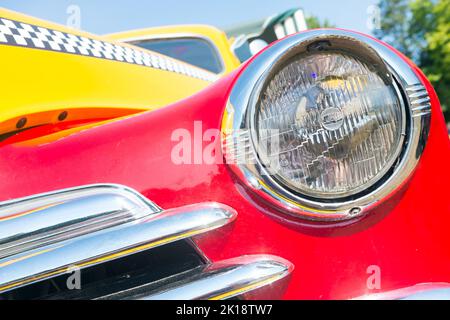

222,30,431,221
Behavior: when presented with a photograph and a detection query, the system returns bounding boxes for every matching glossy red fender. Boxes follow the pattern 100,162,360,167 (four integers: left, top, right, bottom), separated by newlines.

0,33,449,300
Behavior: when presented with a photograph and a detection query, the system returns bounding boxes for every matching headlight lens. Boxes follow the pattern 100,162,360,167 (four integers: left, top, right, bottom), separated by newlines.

255,51,404,198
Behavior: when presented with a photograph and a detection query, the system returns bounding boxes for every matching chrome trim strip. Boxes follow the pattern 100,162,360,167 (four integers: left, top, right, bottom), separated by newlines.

223,29,432,221
406,84,432,117
0,184,160,259
135,255,293,300
0,202,237,293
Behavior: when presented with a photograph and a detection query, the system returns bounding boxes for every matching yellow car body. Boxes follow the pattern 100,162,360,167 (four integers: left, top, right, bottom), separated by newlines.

1,9,229,143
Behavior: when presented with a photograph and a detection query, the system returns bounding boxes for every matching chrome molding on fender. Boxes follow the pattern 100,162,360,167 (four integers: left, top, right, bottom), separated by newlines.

222,29,432,221
406,84,432,117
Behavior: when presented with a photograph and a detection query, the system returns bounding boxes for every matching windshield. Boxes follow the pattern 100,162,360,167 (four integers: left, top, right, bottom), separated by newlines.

132,37,223,74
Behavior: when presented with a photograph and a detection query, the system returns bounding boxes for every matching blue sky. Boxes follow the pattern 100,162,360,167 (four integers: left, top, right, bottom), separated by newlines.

1,0,377,35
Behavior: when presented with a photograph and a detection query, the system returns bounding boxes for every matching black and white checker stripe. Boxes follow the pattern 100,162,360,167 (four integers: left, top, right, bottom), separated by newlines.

0,17,216,82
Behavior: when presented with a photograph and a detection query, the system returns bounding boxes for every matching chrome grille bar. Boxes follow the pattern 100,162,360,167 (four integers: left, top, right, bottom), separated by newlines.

135,255,293,300
0,199,237,293
0,184,161,259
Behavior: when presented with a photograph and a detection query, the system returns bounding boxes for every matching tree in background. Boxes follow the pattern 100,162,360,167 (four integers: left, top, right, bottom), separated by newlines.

374,0,450,122
306,15,334,29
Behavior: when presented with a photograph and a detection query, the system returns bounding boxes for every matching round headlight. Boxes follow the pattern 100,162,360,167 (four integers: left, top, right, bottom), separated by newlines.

255,51,405,199
223,30,431,220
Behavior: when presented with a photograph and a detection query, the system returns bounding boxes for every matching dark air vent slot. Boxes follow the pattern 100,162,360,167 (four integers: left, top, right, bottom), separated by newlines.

0,240,206,300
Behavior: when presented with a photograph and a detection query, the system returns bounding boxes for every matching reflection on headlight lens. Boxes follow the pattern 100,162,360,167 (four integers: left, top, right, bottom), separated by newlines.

255,51,404,198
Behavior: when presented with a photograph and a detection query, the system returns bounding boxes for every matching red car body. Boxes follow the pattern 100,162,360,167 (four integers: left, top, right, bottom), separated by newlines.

1,29,449,299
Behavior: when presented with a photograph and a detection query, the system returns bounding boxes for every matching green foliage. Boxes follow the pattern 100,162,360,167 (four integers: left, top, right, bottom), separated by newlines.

375,0,450,121
306,15,334,29
415,0,450,120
